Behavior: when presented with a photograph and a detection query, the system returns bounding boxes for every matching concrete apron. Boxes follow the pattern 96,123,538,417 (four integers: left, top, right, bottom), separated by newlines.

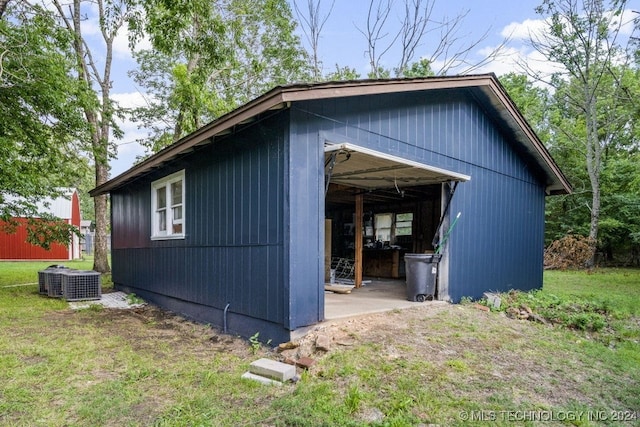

324,278,446,321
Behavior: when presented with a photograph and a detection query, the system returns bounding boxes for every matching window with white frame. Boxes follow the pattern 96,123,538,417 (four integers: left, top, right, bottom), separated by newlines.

374,212,413,243
374,213,393,242
151,170,185,239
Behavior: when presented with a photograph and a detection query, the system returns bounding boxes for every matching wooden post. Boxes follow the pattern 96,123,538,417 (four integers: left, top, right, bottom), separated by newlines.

354,193,363,288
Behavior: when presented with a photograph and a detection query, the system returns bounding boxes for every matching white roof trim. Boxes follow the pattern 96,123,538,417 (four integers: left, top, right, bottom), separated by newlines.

325,143,470,190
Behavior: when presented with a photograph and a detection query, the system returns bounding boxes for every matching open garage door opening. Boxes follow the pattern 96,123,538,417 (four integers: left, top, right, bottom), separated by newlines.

323,143,470,319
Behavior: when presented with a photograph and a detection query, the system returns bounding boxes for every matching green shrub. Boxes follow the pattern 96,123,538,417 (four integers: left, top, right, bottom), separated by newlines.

496,289,611,334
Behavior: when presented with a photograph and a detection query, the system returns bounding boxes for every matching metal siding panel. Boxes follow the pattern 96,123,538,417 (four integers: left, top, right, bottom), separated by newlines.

287,110,324,329
112,89,548,333
71,191,81,228
0,191,80,260
111,183,151,249
446,172,546,302
297,89,547,303
0,218,69,260
248,148,259,244
111,114,287,329
225,159,234,245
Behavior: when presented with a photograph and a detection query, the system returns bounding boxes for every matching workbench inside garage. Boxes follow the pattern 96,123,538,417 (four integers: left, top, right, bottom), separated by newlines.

363,248,406,279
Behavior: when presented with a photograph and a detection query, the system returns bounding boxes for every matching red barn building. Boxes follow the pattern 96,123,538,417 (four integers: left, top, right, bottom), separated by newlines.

0,189,82,260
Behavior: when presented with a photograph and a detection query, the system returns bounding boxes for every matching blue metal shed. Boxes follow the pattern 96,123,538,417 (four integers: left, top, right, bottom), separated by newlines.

91,75,571,344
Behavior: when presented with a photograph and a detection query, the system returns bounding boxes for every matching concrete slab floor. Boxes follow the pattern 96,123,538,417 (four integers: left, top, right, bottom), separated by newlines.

324,278,446,320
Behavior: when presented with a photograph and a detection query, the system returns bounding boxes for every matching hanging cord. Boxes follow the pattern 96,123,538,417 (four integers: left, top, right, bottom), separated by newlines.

394,176,404,197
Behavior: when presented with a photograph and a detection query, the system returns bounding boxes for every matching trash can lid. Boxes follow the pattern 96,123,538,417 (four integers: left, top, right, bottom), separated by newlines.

404,253,442,262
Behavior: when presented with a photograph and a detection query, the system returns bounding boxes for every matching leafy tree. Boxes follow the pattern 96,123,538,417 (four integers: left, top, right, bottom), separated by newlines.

130,0,228,146
49,0,138,273
527,0,635,267
324,65,361,81
0,2,91,249
130,0,310,154
499,73,553,140
500,67,640,266
209,0,310,112
548,65,640,263
598,153,640,263
402,58,434,77
595,66,640,263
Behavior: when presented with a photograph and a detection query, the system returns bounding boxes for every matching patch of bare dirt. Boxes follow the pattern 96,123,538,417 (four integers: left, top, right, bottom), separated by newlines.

276,303,622,409
45,304,253,359
45,301,631,412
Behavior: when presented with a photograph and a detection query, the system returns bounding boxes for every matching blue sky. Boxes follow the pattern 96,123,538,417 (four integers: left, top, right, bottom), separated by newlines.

107,0,639,176
307,0,543,74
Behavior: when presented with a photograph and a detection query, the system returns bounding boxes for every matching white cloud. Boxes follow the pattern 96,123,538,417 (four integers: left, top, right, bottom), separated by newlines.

501,18,547,42
503,8,638,43
472,43,565,89
618,9,638,37
113,29,152,60
489,6,638,80
111,91,151,109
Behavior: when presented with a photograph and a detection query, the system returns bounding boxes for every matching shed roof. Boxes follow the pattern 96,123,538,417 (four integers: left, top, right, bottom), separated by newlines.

39,190,76,218
91,74,571,196
3,189,77,219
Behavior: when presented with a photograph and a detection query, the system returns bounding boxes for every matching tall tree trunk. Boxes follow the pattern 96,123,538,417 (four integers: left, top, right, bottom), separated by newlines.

92,0,114,273
527,0,630,269
86,107,111,273
63,0,116,273
93,168,110,273
585,89,601,268
89,105,112,274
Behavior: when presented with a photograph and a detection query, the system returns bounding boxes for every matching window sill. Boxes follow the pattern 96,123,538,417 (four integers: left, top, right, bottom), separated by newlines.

151,234,185,241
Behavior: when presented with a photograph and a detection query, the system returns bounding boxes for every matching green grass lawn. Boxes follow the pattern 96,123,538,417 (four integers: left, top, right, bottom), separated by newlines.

1,264,639,426
544,269,640,317
0,258,95,287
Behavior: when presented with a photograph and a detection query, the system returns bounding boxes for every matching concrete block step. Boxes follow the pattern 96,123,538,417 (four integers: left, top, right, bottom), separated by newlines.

249,358,296,382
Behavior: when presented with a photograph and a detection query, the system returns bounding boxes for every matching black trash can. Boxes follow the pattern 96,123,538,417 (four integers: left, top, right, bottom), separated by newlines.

404,254,441,302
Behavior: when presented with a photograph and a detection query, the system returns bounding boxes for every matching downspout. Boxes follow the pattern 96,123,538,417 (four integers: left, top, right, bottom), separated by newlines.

223,303,230,334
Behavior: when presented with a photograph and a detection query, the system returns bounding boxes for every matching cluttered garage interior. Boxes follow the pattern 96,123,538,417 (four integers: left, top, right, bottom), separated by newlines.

322,143,467,309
